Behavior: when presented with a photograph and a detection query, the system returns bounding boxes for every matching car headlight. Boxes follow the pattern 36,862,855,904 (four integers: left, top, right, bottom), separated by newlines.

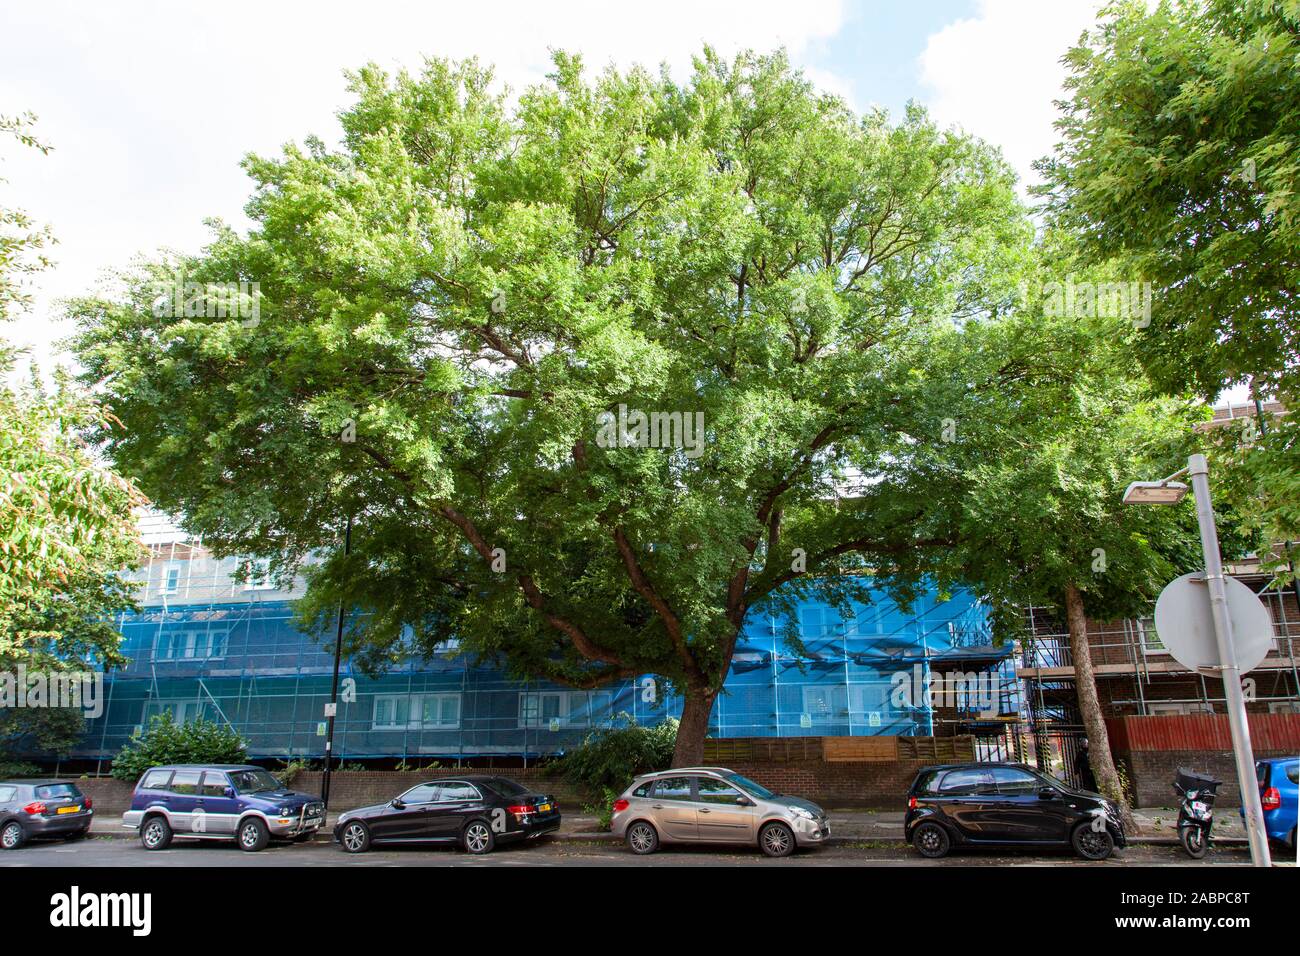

279,807,293,816
790,806,816,820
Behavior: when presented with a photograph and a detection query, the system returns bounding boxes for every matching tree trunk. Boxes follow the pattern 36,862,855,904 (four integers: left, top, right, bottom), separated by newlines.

1063,582,1138,834
671,685,718,767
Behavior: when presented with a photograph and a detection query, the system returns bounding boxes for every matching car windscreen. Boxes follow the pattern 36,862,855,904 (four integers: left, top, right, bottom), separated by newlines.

228,769,284,793
34,784,82,800
725,773,774,799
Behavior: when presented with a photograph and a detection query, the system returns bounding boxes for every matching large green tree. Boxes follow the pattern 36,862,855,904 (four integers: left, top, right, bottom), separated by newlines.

70,50,1039,764
0,114,145,758
1038,0,1300,564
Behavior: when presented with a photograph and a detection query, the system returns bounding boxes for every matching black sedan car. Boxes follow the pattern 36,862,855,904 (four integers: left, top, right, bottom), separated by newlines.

333,776,560,854
904,762,1126,860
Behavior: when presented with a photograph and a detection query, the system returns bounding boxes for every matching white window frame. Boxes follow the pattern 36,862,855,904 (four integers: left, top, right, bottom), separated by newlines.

242,558,274,591
155,629,228,661
161,565,181,595
372,692,461,731
144,699,205,724
518,690,613,729
1136,617,1165,656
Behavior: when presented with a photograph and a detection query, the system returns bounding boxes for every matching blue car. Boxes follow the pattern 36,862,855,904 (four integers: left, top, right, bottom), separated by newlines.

123,764,324,851
1240,757,1298,851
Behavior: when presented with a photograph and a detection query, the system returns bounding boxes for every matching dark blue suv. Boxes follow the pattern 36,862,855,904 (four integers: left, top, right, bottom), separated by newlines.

124,764,324,851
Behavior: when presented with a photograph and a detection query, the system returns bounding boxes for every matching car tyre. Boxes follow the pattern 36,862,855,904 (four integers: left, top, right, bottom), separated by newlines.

759,821,795,858
462,819,495,855
913,821,951,859
238,817,270,852
141,815,172,851
626,820,659,855
339,820,371,853
1072,822,1115,860
1,820,25,850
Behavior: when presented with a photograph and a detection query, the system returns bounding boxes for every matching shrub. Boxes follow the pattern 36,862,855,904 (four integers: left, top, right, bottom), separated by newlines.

110,713,247,782
0,759,40,778
556,716,678,793
582,786,621,831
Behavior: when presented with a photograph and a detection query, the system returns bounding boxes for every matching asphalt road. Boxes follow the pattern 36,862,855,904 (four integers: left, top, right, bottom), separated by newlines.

0,834,1259,867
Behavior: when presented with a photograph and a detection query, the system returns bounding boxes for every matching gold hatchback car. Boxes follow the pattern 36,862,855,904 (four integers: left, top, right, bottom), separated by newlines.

610,767,830,857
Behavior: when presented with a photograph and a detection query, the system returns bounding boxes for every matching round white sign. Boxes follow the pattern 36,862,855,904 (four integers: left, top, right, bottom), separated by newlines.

1153,572,1275,675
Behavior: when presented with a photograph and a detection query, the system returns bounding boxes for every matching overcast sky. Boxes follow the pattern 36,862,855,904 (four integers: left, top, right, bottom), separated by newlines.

1,0,1108,378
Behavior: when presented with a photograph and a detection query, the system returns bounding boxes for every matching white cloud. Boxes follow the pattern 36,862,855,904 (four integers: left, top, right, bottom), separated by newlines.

918,0,1104,190
1,0,847,376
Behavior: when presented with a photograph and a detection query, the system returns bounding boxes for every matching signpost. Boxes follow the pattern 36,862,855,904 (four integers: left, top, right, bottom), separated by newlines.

1125,454,1273,867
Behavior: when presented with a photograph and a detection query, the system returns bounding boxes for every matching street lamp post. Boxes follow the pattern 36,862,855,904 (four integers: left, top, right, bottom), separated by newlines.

1123,454,1272,867
320,513,352,810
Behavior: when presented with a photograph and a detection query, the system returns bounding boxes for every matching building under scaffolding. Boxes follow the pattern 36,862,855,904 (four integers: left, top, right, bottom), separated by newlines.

63,516,1019,769
1017,561,1300,786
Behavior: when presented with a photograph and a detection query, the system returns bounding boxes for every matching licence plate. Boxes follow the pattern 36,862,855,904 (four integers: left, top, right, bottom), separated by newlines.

538,803,552,813
57,805,81,814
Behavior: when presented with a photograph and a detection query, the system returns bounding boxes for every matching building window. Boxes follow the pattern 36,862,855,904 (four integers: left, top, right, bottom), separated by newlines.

518,690,612,729
243,558,274,591
161,565,181,595
155,629,228,661
143,699,206,724
1147,701,1214,716
372,693,461,730
1137,617,1164,655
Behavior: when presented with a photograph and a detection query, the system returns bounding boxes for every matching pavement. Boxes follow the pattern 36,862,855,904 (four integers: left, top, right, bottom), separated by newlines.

84,805,1251,846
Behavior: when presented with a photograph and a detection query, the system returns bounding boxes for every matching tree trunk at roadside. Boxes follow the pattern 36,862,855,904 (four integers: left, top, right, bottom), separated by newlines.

1064,581,1138,834
671,685,718,767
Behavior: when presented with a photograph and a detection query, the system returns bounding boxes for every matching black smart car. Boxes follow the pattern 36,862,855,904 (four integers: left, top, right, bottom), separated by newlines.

333,776,560,854
904,762,1126,860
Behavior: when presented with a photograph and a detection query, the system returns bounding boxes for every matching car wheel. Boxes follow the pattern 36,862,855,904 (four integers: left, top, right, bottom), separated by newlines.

339,821,371,854
462,820,495,855
1072,822,1115,860
759,821,795,858
238,817,270,852
141,816,172,851
1,820,24,850
626,820,659,855
913,821,950,859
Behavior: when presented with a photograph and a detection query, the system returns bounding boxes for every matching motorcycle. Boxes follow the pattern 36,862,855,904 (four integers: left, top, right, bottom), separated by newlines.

1174,768,1221,859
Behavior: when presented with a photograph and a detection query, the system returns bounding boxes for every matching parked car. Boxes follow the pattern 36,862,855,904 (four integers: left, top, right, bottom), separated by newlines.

122,764,324,851
609,767,829,857
905,762,1126,860
0,780,93,850
333,776,560,854
1240,757,1298,851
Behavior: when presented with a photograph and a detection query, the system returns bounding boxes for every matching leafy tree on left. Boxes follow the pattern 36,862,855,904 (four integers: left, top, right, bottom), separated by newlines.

0,114,146,757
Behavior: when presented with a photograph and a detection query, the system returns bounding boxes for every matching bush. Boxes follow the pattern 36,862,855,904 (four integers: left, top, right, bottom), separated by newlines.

0,759,40,778
110,713,247,782
582,786,621,831
556,716,678,793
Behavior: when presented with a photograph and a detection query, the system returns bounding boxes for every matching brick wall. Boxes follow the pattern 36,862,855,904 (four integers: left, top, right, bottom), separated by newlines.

289,769,586,810
75,778,136,816
724,760,935,807
1120,749,1297,808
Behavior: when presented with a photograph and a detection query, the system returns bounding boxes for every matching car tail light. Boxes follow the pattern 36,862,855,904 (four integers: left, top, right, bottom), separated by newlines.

907,797,917,809
612,799,629,813
22,802,47,815
507,804,534,818
1262,787,1281,811
85,796,93,809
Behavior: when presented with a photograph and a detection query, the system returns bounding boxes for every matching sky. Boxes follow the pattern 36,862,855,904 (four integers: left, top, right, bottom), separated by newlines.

0,0,1109,377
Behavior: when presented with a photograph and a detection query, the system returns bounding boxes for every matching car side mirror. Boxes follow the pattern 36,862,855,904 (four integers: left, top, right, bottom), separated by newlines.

1038,787,1059,800
223,787,235,798
390,798,405,809
736,796,754,806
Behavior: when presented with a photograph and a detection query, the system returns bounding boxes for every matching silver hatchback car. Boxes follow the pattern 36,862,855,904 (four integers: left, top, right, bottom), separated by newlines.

610,767,829,857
